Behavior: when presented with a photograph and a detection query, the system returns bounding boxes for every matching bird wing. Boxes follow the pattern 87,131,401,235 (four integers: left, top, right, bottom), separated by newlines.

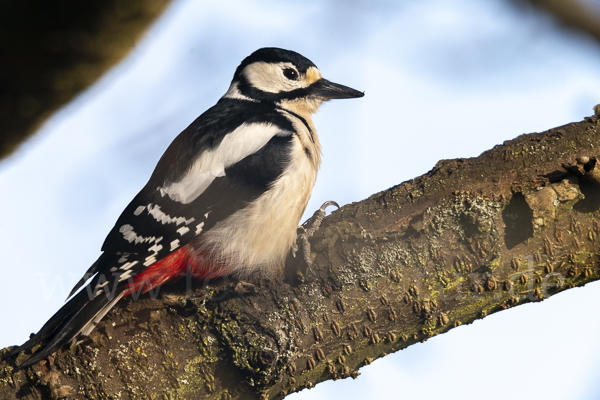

69,99,297,297
3,100,298,369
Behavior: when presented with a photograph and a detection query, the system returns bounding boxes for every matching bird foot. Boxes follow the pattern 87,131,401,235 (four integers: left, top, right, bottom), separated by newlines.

232,281,257,296
294,200,339,278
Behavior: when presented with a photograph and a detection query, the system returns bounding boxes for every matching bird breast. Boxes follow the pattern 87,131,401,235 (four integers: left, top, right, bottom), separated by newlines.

195,113,321,275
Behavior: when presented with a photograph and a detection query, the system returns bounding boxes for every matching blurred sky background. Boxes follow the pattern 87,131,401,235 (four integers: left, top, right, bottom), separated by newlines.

2,0,600,399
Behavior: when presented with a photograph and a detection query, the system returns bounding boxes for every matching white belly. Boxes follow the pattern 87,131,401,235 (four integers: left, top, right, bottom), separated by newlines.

196,133,319,275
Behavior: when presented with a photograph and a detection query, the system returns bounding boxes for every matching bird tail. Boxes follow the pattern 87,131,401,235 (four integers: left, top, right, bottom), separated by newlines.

1,283,123,370
1,246,222,370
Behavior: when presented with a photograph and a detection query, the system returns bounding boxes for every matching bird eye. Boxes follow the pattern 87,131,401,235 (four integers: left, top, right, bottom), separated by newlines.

283,68,299,80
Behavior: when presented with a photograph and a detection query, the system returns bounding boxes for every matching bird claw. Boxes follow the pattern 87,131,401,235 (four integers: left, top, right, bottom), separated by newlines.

296,201,339,278
232,281,257,296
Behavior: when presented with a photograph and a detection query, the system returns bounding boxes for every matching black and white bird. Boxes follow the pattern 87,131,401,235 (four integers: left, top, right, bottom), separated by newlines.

2,47,363,369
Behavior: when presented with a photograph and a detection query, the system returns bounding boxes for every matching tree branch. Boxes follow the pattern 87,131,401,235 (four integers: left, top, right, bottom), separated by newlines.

519,0,600,44
0,0,172,160
2,107,600,399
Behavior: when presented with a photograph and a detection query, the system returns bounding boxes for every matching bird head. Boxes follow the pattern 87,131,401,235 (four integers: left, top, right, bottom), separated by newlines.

225,48,364,114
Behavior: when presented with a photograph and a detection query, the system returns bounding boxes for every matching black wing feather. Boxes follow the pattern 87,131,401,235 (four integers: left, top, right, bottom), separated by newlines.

68,99,294,296
1,99,297,368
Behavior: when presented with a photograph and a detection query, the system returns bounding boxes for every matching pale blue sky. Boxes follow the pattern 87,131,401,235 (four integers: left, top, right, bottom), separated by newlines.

1,0,600,399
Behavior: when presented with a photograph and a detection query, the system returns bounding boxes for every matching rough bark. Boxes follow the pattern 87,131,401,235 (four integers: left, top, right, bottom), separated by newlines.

0,0,172,160
2,108,600,399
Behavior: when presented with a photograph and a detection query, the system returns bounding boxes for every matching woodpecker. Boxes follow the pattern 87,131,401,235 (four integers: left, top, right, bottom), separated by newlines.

2,47,363,369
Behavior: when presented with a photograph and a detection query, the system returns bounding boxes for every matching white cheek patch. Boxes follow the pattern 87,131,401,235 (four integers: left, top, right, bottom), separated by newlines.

243,62,311,93
160,123,285,204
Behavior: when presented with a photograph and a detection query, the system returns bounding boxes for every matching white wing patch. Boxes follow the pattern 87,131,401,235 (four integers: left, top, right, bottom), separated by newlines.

147,203,195,225
196,222,205,235
148,243,163,254
170,239,180,251
160,122,286,204
118,270,135,282
177,226,190,236
134,206,146,216
143,242,164,267
158,172,215,204
144,255,157,267
93,275,113,297
120,260,138,270
119,224,162,245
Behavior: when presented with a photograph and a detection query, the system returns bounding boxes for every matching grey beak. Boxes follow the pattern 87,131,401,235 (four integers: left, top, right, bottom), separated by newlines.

310,78,364,100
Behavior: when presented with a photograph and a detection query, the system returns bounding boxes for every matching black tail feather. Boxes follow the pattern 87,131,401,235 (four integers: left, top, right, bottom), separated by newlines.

1,279,122,370
66,253,114,299
1,289,89,362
